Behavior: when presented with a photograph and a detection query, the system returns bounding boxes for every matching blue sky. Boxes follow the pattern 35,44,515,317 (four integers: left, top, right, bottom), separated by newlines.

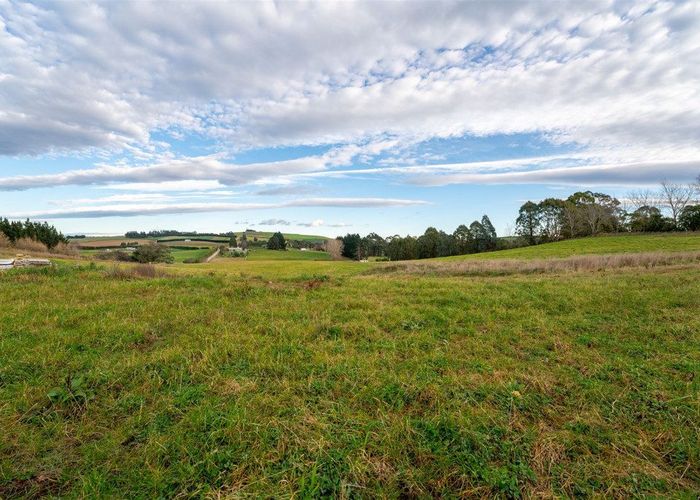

1,0,699,237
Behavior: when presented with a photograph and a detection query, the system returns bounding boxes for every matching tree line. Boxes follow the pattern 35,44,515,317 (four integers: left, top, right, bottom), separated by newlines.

336,177,699,261
125,229,237,238
338,215,500,261
515,180,700,245
0,218,68,249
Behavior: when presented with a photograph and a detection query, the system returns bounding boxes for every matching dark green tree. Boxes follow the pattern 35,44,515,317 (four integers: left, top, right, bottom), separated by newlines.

678,205,700,231
629,206,674,232
361,233,386,257
341,233,362,259
266,232,287,250
385,235,418,261
131,243,173,263
480,215,498,250
515,201,542,245
452,224,474,254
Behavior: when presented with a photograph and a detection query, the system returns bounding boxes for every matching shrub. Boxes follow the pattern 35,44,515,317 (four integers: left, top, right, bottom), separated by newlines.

13,237,49,253
51,242,80,256
0,233,10,248
267,232,287,250
132,243,173,263
95,250,132,261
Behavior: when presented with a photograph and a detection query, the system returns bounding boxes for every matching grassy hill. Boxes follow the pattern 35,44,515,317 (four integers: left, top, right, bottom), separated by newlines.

1,233,698,497
441,232,700,261
244,248,332,261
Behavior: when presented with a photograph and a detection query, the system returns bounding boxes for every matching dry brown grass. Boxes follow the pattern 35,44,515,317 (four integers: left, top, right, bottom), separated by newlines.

0,235,82,258
50,242,80,256
370,251,700,277
104,263,166,280
13,237,49,253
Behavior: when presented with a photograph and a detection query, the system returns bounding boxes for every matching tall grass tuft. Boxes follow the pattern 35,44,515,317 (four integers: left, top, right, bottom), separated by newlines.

104,263,165,280
13,237,49,253
50,242,80,256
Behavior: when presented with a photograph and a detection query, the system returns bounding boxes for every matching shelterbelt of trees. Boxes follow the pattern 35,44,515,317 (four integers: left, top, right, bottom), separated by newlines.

0,218,68,249
124,229,237,239
338,179,700,261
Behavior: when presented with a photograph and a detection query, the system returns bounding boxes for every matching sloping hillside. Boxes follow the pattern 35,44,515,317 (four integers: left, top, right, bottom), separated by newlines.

439,233,700,261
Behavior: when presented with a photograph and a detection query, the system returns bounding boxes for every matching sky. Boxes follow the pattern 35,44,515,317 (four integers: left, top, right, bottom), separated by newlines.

1,0,699,237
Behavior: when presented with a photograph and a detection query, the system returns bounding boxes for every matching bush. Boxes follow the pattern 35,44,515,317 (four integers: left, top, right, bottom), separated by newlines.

132,243,174,264
678,205,700,231
13,237,49,253
51,242,80,256
95,250,133,262
267,232,287,250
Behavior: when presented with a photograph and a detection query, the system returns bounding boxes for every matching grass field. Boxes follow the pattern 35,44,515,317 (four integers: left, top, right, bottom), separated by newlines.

442,232,700,261
245,248,332,261
1,234,698,497
171,248,215,263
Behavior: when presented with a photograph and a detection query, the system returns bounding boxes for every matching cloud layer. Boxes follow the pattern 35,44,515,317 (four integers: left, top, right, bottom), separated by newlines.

10,197,428,219
1,0,699,224
2,1,699,160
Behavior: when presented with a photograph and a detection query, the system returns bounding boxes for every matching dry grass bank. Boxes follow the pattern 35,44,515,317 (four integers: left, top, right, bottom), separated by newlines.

370,250,700,277
0,235,80,258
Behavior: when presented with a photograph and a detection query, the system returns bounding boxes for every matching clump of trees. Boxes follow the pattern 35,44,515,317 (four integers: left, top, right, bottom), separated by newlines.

515,179,699,245
515,192,623,244
266,232,287,250
125,229,237,239
338,215,500,261
0,218,68,249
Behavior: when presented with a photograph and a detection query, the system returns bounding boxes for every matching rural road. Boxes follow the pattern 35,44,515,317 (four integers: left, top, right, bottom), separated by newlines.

205,248,220,263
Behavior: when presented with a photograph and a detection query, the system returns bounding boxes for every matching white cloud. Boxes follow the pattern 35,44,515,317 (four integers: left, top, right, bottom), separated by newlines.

10,197,428,219
0,154,326,191
259,218,291,226
0,1,698,188
0,3,696,149
102,180,227,192
298,219,351,228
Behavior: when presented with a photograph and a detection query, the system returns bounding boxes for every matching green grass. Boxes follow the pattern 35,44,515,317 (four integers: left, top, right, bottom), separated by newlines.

244,248,332,261
240,231,329,242
441,232,700,260
171,248,215,263
1,236,699,497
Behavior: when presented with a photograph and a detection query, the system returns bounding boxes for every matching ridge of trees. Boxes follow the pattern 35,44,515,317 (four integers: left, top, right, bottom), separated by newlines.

515,180,700,244
125,229,236,238
0,218,68,249
339,178,699,262
339,215,500,261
